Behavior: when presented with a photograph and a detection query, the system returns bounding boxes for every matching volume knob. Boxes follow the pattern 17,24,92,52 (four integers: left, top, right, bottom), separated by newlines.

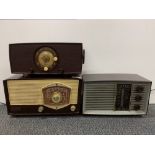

70,105,76,112
135,95,142,102
38,106,44,113
44,67,49,71
136,86,144,93
134,104,140,111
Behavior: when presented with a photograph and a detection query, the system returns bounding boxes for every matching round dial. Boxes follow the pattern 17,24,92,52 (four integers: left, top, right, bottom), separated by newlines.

35,47,58,72
51,92,62,104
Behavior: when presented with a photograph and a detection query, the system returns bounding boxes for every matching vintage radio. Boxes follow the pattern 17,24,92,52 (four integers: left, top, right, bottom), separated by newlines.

9,43,84,75
3,75,82,115
83,74,152,115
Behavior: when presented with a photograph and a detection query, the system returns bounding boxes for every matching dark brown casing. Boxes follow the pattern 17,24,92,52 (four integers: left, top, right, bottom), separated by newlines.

3,75,83,116
9,43,85,75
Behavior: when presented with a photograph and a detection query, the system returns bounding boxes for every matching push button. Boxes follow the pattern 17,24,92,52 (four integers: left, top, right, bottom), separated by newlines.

136,86,144,93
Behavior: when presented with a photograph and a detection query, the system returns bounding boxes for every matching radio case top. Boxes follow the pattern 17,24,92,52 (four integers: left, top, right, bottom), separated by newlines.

9,43,84,75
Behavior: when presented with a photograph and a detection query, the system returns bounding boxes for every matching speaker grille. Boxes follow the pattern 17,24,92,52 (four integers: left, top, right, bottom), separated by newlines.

83,83,116,110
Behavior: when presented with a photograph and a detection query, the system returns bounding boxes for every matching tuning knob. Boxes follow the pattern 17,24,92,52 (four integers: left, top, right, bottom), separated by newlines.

70,105,76,112
134,104,140,111
38,106,44,113
53,57,58,61
135,95,142,102
44,67,49,71
136,86,144,93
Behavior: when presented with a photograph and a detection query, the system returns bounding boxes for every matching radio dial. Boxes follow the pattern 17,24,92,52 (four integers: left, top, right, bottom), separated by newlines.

51,92,62,104
35,47,58,72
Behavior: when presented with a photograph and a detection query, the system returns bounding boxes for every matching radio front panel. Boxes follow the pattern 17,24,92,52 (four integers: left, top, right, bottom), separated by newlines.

9,43,84,75
83,81,151,115
4,77,82,115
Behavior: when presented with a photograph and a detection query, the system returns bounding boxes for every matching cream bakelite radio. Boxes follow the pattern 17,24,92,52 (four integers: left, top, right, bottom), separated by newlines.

4,75,82,115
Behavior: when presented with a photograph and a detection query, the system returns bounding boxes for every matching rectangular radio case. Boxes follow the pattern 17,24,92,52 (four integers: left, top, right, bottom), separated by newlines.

9,43,85,75
3,75,82,115
82,74,152,115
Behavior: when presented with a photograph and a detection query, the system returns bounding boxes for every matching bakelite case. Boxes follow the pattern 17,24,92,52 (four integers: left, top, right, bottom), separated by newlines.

3,75,82,116
9,43,85,75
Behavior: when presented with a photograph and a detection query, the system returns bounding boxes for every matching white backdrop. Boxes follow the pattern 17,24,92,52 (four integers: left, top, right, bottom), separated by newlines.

0,19,155,103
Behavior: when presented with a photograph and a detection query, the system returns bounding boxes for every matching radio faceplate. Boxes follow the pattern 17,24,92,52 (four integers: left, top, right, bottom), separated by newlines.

115,84,131,110
83,74,152,115
42,83,71,109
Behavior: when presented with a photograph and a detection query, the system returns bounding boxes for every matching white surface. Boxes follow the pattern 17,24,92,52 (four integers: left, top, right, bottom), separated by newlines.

83,110,146,115
0,19,155,103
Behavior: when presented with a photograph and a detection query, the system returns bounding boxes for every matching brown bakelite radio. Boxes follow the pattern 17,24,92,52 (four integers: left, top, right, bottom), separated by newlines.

3,75,82,115
9,43,84,75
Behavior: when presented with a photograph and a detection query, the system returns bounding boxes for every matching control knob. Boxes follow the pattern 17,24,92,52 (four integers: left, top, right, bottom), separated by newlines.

135,95,142,102
134,104,140,111
136,86,144,93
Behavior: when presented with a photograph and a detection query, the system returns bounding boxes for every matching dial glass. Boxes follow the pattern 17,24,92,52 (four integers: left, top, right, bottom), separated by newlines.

35,47,58,71
51,92,62,104
38,51,54,67
42,83,71,107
